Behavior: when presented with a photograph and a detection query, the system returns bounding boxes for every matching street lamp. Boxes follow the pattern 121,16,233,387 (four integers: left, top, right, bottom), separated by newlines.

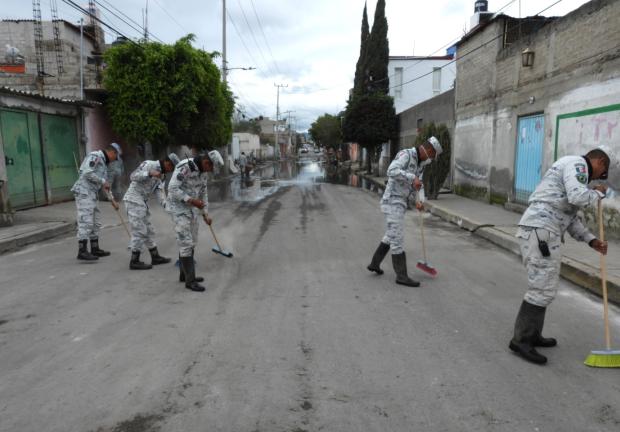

225,66,256,72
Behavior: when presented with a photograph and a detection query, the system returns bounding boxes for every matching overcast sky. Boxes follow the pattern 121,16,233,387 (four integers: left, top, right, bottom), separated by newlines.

3,0,590,130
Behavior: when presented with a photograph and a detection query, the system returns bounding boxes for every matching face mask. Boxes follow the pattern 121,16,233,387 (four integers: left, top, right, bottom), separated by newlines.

419,146,433,168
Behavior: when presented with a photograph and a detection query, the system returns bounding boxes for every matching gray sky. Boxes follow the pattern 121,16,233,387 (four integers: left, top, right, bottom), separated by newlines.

3,0,590,130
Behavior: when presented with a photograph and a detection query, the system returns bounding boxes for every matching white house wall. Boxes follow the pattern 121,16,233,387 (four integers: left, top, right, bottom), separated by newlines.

389,58,456,114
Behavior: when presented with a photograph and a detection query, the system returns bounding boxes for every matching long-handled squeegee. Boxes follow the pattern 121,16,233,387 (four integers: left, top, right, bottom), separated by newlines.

202,212,233,258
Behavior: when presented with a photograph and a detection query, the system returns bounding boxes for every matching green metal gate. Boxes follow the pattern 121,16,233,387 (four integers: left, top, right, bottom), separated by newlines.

41,114,79,202
0,109,46,209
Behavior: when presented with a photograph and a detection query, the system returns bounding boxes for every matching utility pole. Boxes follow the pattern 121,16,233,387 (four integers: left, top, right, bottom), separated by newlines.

80,18,84,100
143,0,149,41
274,83,287,161
282,110,295,155
222,0,227,83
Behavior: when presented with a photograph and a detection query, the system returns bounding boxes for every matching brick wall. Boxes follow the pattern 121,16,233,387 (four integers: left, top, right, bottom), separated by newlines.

0,21,99,99
453,0,620,206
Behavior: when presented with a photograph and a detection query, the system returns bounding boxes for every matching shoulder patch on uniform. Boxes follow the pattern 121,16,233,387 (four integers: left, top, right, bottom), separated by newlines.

574,162,588,184
575,163,587,174
576,173,588,184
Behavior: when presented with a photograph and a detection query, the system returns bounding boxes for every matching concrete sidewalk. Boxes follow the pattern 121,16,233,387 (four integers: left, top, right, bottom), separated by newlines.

0,200,125,254
359,172,620,304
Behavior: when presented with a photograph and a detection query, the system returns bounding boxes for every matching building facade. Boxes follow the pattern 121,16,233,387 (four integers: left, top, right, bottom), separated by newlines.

0,87,101,225
0,19,102,99
453,0,620,232
388,55,456,114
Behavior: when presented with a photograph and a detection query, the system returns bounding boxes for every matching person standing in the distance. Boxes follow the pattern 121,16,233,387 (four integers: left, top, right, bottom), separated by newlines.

509,146,612,365
239,152,248,180
123,153,180,270
107,143,125,202
367,137,443,287
167,150,224,292
71,145,119,261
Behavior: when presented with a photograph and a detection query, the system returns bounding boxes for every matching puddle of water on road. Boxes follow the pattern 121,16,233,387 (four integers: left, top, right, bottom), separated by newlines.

208,156,383,204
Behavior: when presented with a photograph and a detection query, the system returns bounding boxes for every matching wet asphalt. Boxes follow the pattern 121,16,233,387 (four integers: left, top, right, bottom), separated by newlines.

0,157,619,432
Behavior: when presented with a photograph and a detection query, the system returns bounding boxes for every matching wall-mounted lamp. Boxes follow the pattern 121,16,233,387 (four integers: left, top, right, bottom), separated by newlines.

529,96,536,104
522,48,535,67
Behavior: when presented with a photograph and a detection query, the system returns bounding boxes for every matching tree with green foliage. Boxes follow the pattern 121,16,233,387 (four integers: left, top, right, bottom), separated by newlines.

352,2,370,96
367,0,389,94
343,0,396,172
233,119,261,135
104,35,234,155
415,123,451,200
343,93,397,170
309,114,342,149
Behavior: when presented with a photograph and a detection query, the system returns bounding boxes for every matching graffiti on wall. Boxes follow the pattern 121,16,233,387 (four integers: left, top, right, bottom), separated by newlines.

555,104,620,189
555,104,620,156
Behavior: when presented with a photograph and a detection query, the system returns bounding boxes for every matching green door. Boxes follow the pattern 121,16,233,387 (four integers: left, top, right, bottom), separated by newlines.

41,114,79,202
0,110,46,209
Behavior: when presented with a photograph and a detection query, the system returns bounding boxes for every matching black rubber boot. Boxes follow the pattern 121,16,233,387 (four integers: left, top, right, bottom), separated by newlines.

533,306,557,347
90,238,110,257
77,240,98,261
509,301,548,364
149,247,171,265
180,256,205,292
392,252,420,287
367,242,390,275
179,253,204,282
130,251,152,270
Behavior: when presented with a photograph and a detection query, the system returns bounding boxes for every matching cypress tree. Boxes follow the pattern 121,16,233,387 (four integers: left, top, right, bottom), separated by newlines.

343,0,396,172
367,0,389,95
352,3,370,96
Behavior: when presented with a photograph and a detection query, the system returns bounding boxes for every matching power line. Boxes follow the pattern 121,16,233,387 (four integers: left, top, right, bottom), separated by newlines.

150,0,191,36
235,0,273,76
390,0,566,91
374,0,520,88
95,0,164,43
61,0,140,46
249,0,281,75
226,9,260,70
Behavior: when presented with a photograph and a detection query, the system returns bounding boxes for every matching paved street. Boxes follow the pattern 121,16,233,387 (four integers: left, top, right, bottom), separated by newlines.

1,160,619,432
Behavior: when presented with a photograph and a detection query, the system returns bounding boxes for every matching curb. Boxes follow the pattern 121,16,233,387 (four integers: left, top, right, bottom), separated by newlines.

426,201,620,305
0,222,75,255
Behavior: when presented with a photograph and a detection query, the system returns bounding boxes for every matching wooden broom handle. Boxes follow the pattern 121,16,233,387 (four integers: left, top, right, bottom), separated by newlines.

419,209,428,263
598,200,611,351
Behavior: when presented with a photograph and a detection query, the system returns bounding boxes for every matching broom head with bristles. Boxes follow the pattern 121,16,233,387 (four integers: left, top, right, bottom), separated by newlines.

584,349,620,368
417,261,437,277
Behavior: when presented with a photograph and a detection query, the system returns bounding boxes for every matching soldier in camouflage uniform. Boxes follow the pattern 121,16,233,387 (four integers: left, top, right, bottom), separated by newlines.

367,137,443,287
167,150,224,292
71,145,119,261
123,153,180,270
107,143,125,201
509,147,611,364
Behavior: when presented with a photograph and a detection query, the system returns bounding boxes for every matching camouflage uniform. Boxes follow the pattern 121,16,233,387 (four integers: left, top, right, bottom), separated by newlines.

123,160,167,253
167,158,209,258
517,155,603,307
71,150,108,241
380,148,427,254
239,154,248,179
107,159,125,201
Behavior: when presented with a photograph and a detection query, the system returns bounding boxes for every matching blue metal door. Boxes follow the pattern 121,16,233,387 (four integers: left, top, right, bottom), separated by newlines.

514,114,544,204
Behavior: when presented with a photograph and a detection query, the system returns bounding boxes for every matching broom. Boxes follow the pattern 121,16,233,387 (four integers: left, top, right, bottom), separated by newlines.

584,199,620,368
416,207,437,277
